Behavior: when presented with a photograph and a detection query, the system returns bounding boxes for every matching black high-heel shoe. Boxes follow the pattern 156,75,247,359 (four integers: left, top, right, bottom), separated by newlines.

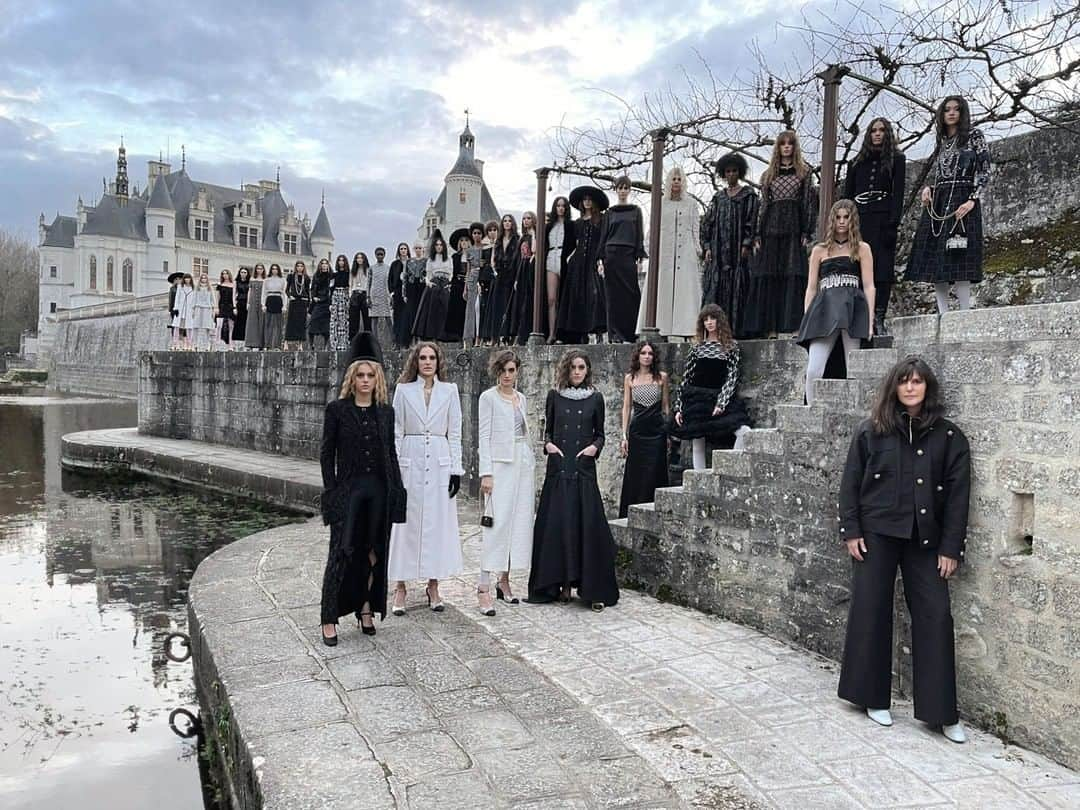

358,612,376,636
495,585,519,605
321,625,338,647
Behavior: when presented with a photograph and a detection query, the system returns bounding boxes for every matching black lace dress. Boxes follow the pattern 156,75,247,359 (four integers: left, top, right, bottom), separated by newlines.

529,388,620,606
669,341,752,441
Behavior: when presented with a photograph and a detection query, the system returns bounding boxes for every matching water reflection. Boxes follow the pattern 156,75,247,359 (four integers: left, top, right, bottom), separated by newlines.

0,398,302,810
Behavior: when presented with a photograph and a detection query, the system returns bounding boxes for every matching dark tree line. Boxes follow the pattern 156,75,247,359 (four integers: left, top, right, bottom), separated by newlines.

0,229,40,352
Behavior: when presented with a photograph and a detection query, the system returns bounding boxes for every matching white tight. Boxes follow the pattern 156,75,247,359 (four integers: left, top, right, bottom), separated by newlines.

692,438,707,471
934,281,971,314
805,330,861,405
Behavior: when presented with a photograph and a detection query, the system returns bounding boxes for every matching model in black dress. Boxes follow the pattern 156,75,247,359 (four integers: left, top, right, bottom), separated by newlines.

743,131,818,337
215,270,236,347
557,186,608,344
701,154,759,338
508,213,538,345
411,231,452,341
388,243,410,348
618,340,670,518
308,258,333,349
529,350,619,610
478,221,498,344
233,268,250,343
444,230,469,343
284,261,311,350
905,96,991,314
670,305,752,470
319,334,406,645
842,118,905,335
399,245,426,348
597,176,646,344
837,356,970,743
484,215,518,344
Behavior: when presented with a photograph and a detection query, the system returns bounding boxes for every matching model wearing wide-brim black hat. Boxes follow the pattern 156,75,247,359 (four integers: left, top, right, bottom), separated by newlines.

569,185,610,213
448,227,471,251
167,271,185,284
714,152,749,179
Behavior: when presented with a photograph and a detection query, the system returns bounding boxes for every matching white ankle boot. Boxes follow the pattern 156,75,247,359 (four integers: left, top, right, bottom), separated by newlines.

943,722,967,743
732,425,751,450
866,708,893,726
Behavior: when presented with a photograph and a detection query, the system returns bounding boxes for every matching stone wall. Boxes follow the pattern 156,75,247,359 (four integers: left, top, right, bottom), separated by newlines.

138,338,807,512
49,296,170,397
614,302,1080,770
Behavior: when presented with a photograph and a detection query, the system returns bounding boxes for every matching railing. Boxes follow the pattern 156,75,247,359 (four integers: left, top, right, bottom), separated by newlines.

56,293,170,322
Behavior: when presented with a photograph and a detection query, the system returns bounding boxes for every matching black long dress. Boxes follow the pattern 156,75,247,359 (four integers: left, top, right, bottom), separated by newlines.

398,258,426,347
598,205,646,343
905,128,991,285
411,258,453,341
216,284,235,344
483,235,517,342
233,278,249,341
444,253,467,341
669,341,751,442
478,246,494,339
529,388,620,607
619,381,669,518
319,398,406,625
700,186,759,337
742,168,817,336
508,235,538,345
308,270,332,338
284,273,311,342
843,150,906,321
388,260,407,347
557,218,602,343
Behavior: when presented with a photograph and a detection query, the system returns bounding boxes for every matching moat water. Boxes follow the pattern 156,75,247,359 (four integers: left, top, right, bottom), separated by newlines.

0,396,303,809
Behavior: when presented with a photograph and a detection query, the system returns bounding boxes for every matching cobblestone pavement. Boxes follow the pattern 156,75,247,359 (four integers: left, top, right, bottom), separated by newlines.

74,429,1078,809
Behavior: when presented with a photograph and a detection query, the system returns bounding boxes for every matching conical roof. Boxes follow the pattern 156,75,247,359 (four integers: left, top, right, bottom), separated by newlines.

147,176,175,211
311,204,334,240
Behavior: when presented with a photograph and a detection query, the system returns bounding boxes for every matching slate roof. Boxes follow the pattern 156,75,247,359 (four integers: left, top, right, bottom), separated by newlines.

146,176,175,210
82,195,149,241
311,204,333,240
42,214,77,248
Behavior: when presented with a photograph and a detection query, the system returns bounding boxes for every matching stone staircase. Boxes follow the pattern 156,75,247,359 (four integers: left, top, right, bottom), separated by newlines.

610,346,899,660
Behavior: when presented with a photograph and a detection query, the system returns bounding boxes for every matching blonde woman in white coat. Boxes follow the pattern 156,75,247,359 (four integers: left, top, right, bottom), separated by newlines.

637,165,703,338
476,350,535,616
388,341,465,614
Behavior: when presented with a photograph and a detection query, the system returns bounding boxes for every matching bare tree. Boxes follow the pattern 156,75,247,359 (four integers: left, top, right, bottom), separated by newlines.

0,229,40,352
550,0,1080,202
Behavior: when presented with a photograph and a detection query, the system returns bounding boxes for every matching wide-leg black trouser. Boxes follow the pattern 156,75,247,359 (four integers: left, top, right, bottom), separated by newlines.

837,531,959,726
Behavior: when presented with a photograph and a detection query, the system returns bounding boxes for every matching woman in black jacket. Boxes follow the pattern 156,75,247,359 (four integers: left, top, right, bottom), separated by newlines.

842,118,906,335
319,332,406,646
837,355,970,743
308,258,333,349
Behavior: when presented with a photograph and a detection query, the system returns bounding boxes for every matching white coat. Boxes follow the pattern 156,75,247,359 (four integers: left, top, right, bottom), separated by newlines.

477,387,535,573
637,195,703,338
172,286,195,329
388,379,465,581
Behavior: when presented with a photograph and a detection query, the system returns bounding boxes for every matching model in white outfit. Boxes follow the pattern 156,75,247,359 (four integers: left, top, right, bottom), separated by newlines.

476,352,535,615
171,280,196,349
388,343,464,613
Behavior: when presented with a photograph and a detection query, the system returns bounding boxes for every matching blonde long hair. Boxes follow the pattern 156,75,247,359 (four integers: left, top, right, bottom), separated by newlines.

339,360,388,404
760,130,810,188
819,199,863,262
663,165,688,200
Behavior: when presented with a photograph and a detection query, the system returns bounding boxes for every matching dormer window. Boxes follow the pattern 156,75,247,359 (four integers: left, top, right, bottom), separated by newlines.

245,203,252,217
194,218,210,241
238,225,259,249
283,233,297,254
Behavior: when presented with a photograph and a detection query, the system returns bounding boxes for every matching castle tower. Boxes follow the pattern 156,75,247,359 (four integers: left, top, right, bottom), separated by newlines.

443,120,484,232
115,141,129,202
145,168,176,289
310,194,334,263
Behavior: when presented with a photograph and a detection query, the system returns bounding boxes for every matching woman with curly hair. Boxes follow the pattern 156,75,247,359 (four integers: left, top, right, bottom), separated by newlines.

528,349,619,611
669,305,752,470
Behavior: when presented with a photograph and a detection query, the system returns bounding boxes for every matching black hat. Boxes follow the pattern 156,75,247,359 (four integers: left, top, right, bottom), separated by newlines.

448,227,471,251
715,152,749,178
346,330,384,366
167,271,184,284
569,185,610,213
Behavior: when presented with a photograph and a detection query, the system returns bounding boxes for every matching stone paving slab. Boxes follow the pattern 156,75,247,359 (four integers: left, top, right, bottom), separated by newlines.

67,429,1080,809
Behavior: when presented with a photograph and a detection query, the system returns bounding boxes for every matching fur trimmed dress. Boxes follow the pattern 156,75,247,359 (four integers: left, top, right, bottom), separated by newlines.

669,341,751,442
528,387,620,607
637,195,702,338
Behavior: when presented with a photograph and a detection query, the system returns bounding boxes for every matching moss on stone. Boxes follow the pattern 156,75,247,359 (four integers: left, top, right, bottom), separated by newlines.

984,208,1080,276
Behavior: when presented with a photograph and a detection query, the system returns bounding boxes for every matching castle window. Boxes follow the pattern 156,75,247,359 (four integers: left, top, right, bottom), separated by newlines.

163,260,169,274
459,188,467,204
194,218,210,241
106,257,115,291
89,256,97,289
283,233,297,255
193,257,209,277
50,302,57,313
245,203,252,216
49,265,57,279
239,225,259,249
157,225,165,238
122,259,134,293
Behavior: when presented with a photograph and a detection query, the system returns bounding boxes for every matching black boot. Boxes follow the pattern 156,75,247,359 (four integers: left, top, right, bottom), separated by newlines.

874,311,889,337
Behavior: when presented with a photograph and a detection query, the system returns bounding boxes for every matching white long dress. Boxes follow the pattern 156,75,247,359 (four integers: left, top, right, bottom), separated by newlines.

637,195,703,338
477,388,535,573
172,286,195,329
388,379,465,581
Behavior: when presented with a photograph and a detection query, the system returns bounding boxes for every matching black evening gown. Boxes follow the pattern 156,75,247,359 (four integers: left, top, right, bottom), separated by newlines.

398,258,426,347
411,262,453,341
308,272,332,336
556,219,602,343
388,260,407,346
483,236,518,341
529,389,620,606
509,238,538,345
478,247,494,339
598,204,646,343
233,279,249,341
319,399,405,625
619,383,669,518
444,253,467,341
284,274,310,342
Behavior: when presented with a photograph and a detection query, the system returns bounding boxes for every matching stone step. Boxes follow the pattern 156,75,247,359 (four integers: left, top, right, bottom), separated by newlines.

710,448,752,479
682,466,723,498
737,428,783,456
812,377,871,413
625,498,663,533
846,347,899,382
775,403,825,434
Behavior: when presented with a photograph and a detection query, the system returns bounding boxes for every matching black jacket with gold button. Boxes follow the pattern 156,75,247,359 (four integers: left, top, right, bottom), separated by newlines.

838,412,971,560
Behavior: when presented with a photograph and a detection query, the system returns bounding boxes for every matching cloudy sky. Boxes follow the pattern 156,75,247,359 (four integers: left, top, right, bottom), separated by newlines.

0,0,807,251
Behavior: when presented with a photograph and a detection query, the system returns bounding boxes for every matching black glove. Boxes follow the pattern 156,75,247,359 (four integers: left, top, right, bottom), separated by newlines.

448,475,461,498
